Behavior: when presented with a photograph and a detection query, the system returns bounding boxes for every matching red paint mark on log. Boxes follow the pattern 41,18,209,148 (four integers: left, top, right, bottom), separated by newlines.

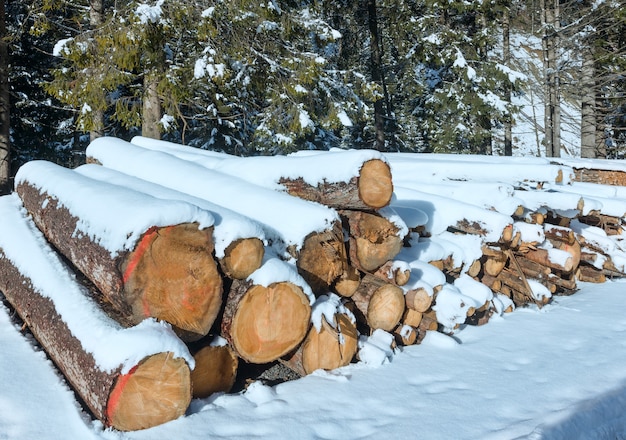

106,364,139,425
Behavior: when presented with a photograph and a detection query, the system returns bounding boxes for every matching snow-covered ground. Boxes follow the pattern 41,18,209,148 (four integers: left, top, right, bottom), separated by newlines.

2,279,626,439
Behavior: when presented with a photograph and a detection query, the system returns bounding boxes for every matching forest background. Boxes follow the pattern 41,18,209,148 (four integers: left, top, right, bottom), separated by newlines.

0,0,625,196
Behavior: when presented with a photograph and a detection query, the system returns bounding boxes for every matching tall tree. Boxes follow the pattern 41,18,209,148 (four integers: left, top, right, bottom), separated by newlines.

502,2,513,156
367,0,385,151
541,0,561,157
0,0,9,194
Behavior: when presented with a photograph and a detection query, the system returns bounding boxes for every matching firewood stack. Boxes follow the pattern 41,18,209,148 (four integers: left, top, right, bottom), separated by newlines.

4,138,626,431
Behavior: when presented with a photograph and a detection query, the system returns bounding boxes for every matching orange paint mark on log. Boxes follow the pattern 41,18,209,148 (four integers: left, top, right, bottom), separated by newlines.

106,364,139,425
122,226,159,284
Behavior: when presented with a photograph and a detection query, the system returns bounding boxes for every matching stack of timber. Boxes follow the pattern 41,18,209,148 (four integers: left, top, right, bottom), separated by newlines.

7,138,626,431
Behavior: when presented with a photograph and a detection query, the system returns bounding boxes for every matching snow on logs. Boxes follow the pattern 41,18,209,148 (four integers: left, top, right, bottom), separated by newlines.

86,137,348,295
14,161,222,341
75,164,266,280
0,195,193,431
131,136,394,210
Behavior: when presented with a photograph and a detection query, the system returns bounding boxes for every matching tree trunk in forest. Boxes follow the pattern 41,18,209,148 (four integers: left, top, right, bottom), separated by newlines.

580,44,597,158
89,0,105,141
541,0,561,157
16,181,223,341
367,0,385,151
142,75,161,139
0,0,10,195
0,250,192,431
503,6,513,157
221,279,311,364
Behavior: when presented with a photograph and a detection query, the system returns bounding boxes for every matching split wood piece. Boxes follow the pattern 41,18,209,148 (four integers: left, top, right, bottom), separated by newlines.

576,265,606,284
296,221,348,294
521,246,574,273
221,279,311,364
349,273,405,332
0,252,191,432
372,260,411,286
190,344,239,399
281,313,358,376
341,210,404,272
16,182,222,341
544,225,576,245
405,287,433,313
393,325,417,346
278,159,394,210
466,259,482,278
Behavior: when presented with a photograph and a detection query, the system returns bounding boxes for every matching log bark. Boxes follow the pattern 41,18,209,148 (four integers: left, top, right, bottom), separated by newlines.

16,181,223,341
521,246,574,273
576,265,606,284
0,250,191,431
349,273,405,332
281,313,358,376
544,225,576,245
190,344,238,399
221,279,311,364
341,210,404,272
278,159,393,210
372,260,411,286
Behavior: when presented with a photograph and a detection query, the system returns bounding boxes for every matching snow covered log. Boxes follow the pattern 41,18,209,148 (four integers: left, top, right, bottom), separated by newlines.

15,161,222,341
0,195,193,431
349,273,405,332
340,209,406,272
281,296,358,376
521,247,575,273
86,137,348,295
131,136,394,210
189,340,238,399
220,259,313,364
76,164,265,280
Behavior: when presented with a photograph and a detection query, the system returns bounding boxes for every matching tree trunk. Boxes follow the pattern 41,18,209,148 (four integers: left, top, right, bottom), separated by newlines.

190,344,238,399
0,0,10,195
142,74,161,139
541,0,561,157
16,180,223,341
580,44,597,158
89,0,105,141
221,279,311,364
367,0,385,151
349,273,405,332
281,313,358,376
503,6,513,157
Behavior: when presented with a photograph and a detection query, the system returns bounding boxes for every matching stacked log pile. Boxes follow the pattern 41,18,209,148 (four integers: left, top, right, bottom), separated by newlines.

4,138,626,431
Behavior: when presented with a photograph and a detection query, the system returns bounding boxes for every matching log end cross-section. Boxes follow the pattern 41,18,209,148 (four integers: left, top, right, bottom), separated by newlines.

106,352,192,431
121,223,223,341
358,159,393,209
190,345,239,399
222,280,312,364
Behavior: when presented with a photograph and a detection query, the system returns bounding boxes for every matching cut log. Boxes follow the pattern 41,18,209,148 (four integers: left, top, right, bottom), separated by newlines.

0,195,192,431
521,247,574,273
221,278,311,364
576,265,606,283
404,287,433,313
393,325,417,346
278,159,393,210
76,163,265,280
86,138,345,296
15,163,222,341
402,308,423,327
341,210,404,272
190,343,239,399
332,264,362,298
130,137,394,210
281,313,358,376
544,224,576,245
349,273,405,332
